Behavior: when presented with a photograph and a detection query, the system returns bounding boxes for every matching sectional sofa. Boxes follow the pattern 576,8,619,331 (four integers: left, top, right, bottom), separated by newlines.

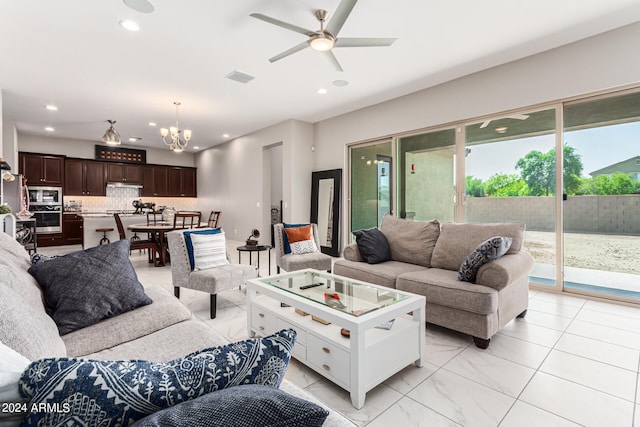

0,231,353,426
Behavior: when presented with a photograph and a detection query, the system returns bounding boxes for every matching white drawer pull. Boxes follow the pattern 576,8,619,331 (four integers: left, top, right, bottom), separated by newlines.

322,347,331,354
259,313,265,318
322,364,331,371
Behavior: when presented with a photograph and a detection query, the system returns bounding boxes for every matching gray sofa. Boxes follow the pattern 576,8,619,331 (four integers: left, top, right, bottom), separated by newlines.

333,215,534,348
0,231,353,426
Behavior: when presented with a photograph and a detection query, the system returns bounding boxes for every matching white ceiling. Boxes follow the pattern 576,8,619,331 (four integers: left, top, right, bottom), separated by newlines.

1,0,640,153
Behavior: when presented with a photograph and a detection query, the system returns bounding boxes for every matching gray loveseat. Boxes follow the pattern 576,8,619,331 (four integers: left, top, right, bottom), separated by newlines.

0,231,353,426
333,215,534,348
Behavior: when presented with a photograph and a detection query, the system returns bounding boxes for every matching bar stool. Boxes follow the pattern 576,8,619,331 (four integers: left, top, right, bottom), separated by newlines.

96,227,114,245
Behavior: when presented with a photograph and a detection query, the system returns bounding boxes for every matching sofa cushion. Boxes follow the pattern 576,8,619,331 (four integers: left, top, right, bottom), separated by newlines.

458,236,512,282
353,228,391,264
0,233,46,310
19,329,297,426
0,285,67,360
62,286,193,357
431,222,525,271
132,384,329,427
380,215,440,267
397,269,498,315
27,240,152,335
333,259,429,289
83,317,229,362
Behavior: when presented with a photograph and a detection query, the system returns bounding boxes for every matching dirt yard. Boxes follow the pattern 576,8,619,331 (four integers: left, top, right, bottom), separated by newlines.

523,230,640,275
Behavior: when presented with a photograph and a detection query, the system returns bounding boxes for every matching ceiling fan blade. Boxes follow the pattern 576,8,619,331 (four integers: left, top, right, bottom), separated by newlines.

325,0,358,36
269,41,310,63
321,50,344,72
334,37,397,48
250,13,315,37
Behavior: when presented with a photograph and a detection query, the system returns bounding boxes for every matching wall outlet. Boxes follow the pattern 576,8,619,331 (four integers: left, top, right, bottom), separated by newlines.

256,202,261,208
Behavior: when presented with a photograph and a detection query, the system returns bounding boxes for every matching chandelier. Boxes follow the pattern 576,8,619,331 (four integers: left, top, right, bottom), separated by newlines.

160,102,192,152
102,120,121,145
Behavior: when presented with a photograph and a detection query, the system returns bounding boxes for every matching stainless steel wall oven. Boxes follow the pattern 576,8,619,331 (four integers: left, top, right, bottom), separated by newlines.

28,186,62,233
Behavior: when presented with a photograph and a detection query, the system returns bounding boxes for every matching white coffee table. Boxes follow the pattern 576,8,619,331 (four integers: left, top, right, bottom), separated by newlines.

246,269,426,409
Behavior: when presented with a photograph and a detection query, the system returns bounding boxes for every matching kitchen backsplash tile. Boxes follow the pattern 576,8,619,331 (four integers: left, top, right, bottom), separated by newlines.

65,187,196,212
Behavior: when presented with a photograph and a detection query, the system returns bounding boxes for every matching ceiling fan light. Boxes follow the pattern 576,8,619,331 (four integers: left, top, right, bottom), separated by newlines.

310,35,334,51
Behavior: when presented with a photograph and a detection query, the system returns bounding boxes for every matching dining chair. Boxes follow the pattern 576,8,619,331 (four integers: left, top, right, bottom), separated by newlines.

173,211,202,229
114,213,157,264
207,210,222,228
147,212,163,225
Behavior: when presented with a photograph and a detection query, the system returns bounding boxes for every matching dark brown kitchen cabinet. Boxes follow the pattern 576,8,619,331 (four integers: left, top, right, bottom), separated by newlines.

64,158,106,196
107,163,142,184
142,165,168,197
19,153,64,186
167,167,196,197
63,214,83,245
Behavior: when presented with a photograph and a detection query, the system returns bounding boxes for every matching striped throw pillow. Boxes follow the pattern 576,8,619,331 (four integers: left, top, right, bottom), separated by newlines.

190,232,229,270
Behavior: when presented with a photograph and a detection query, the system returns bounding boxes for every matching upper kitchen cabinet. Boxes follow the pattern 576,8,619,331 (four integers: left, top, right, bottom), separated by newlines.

107,163,142,184
167,166,196,197
64,158,106,196
142,165,195,197
19,153,64,186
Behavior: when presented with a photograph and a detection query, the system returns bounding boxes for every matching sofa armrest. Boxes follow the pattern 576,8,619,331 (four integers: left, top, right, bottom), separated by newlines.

475,251,535,291
343,243,364,262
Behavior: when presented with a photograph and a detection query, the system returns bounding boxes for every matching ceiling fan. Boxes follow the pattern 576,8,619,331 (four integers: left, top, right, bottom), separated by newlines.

250,0,397,72
479,114,530,129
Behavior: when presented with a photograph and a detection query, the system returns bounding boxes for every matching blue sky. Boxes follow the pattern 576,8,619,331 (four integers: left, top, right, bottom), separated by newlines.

466,121,639,180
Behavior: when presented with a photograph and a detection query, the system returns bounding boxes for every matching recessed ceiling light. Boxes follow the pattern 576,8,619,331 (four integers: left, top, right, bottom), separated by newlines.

45,105,58,111
317,88,327,95
148,122,157,127
44,127,55,132
222,133,230,138
120,20,140,32
495,127,508,133
193,146,200,150
128,137,142,142
333,80,349,87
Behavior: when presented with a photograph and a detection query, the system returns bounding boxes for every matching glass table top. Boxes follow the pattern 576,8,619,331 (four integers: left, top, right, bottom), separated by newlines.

258,270,408,317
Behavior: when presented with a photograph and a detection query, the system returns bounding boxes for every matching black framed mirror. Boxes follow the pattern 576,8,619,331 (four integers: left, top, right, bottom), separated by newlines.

310,168,342,257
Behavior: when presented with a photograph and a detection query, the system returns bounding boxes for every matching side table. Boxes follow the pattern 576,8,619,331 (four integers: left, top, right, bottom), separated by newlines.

237,244,272,276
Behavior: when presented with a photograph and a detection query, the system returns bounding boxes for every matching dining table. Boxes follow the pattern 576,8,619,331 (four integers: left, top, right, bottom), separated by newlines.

127,222,206,266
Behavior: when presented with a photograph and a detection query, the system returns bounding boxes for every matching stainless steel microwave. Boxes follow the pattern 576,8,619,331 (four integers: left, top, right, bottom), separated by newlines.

28,186,62,206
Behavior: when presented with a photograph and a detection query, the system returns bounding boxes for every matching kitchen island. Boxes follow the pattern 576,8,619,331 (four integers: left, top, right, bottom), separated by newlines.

81,213,149,249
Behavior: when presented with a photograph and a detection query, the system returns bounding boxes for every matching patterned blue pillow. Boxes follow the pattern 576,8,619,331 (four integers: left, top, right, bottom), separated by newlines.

19,329,297,426
458,236,512,282
132,384,329,427
30,253,60,265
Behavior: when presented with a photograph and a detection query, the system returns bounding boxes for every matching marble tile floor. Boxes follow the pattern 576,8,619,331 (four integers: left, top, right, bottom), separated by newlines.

41,243,640,426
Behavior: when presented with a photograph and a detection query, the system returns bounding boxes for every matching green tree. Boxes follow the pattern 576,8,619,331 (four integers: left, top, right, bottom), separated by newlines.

485,173,528,197
515,145,583,196
465,176,485,197
580,172,639,195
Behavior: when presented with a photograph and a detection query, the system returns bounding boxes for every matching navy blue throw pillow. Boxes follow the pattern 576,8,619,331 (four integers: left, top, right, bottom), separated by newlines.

27,239,152,335
353,228,391,264
132,384,329,427
19,329,297,426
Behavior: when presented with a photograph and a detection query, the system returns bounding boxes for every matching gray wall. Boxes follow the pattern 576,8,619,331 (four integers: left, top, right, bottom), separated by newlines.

194,119,313,244
17,133,195,167
465,195,640,235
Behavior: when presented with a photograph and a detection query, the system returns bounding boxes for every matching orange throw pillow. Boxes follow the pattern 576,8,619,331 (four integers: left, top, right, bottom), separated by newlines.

284,225,313,243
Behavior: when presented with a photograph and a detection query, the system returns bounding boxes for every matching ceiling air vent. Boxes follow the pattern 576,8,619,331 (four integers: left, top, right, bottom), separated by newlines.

225,70,255,84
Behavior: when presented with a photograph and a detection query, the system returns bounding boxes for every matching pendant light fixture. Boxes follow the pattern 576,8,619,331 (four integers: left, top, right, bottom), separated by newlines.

102,120,121,145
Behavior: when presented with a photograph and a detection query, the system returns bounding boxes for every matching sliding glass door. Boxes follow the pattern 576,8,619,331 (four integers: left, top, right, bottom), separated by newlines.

562,91,640,300
349,140,393,236
397,128,456,223
464,108,558,287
